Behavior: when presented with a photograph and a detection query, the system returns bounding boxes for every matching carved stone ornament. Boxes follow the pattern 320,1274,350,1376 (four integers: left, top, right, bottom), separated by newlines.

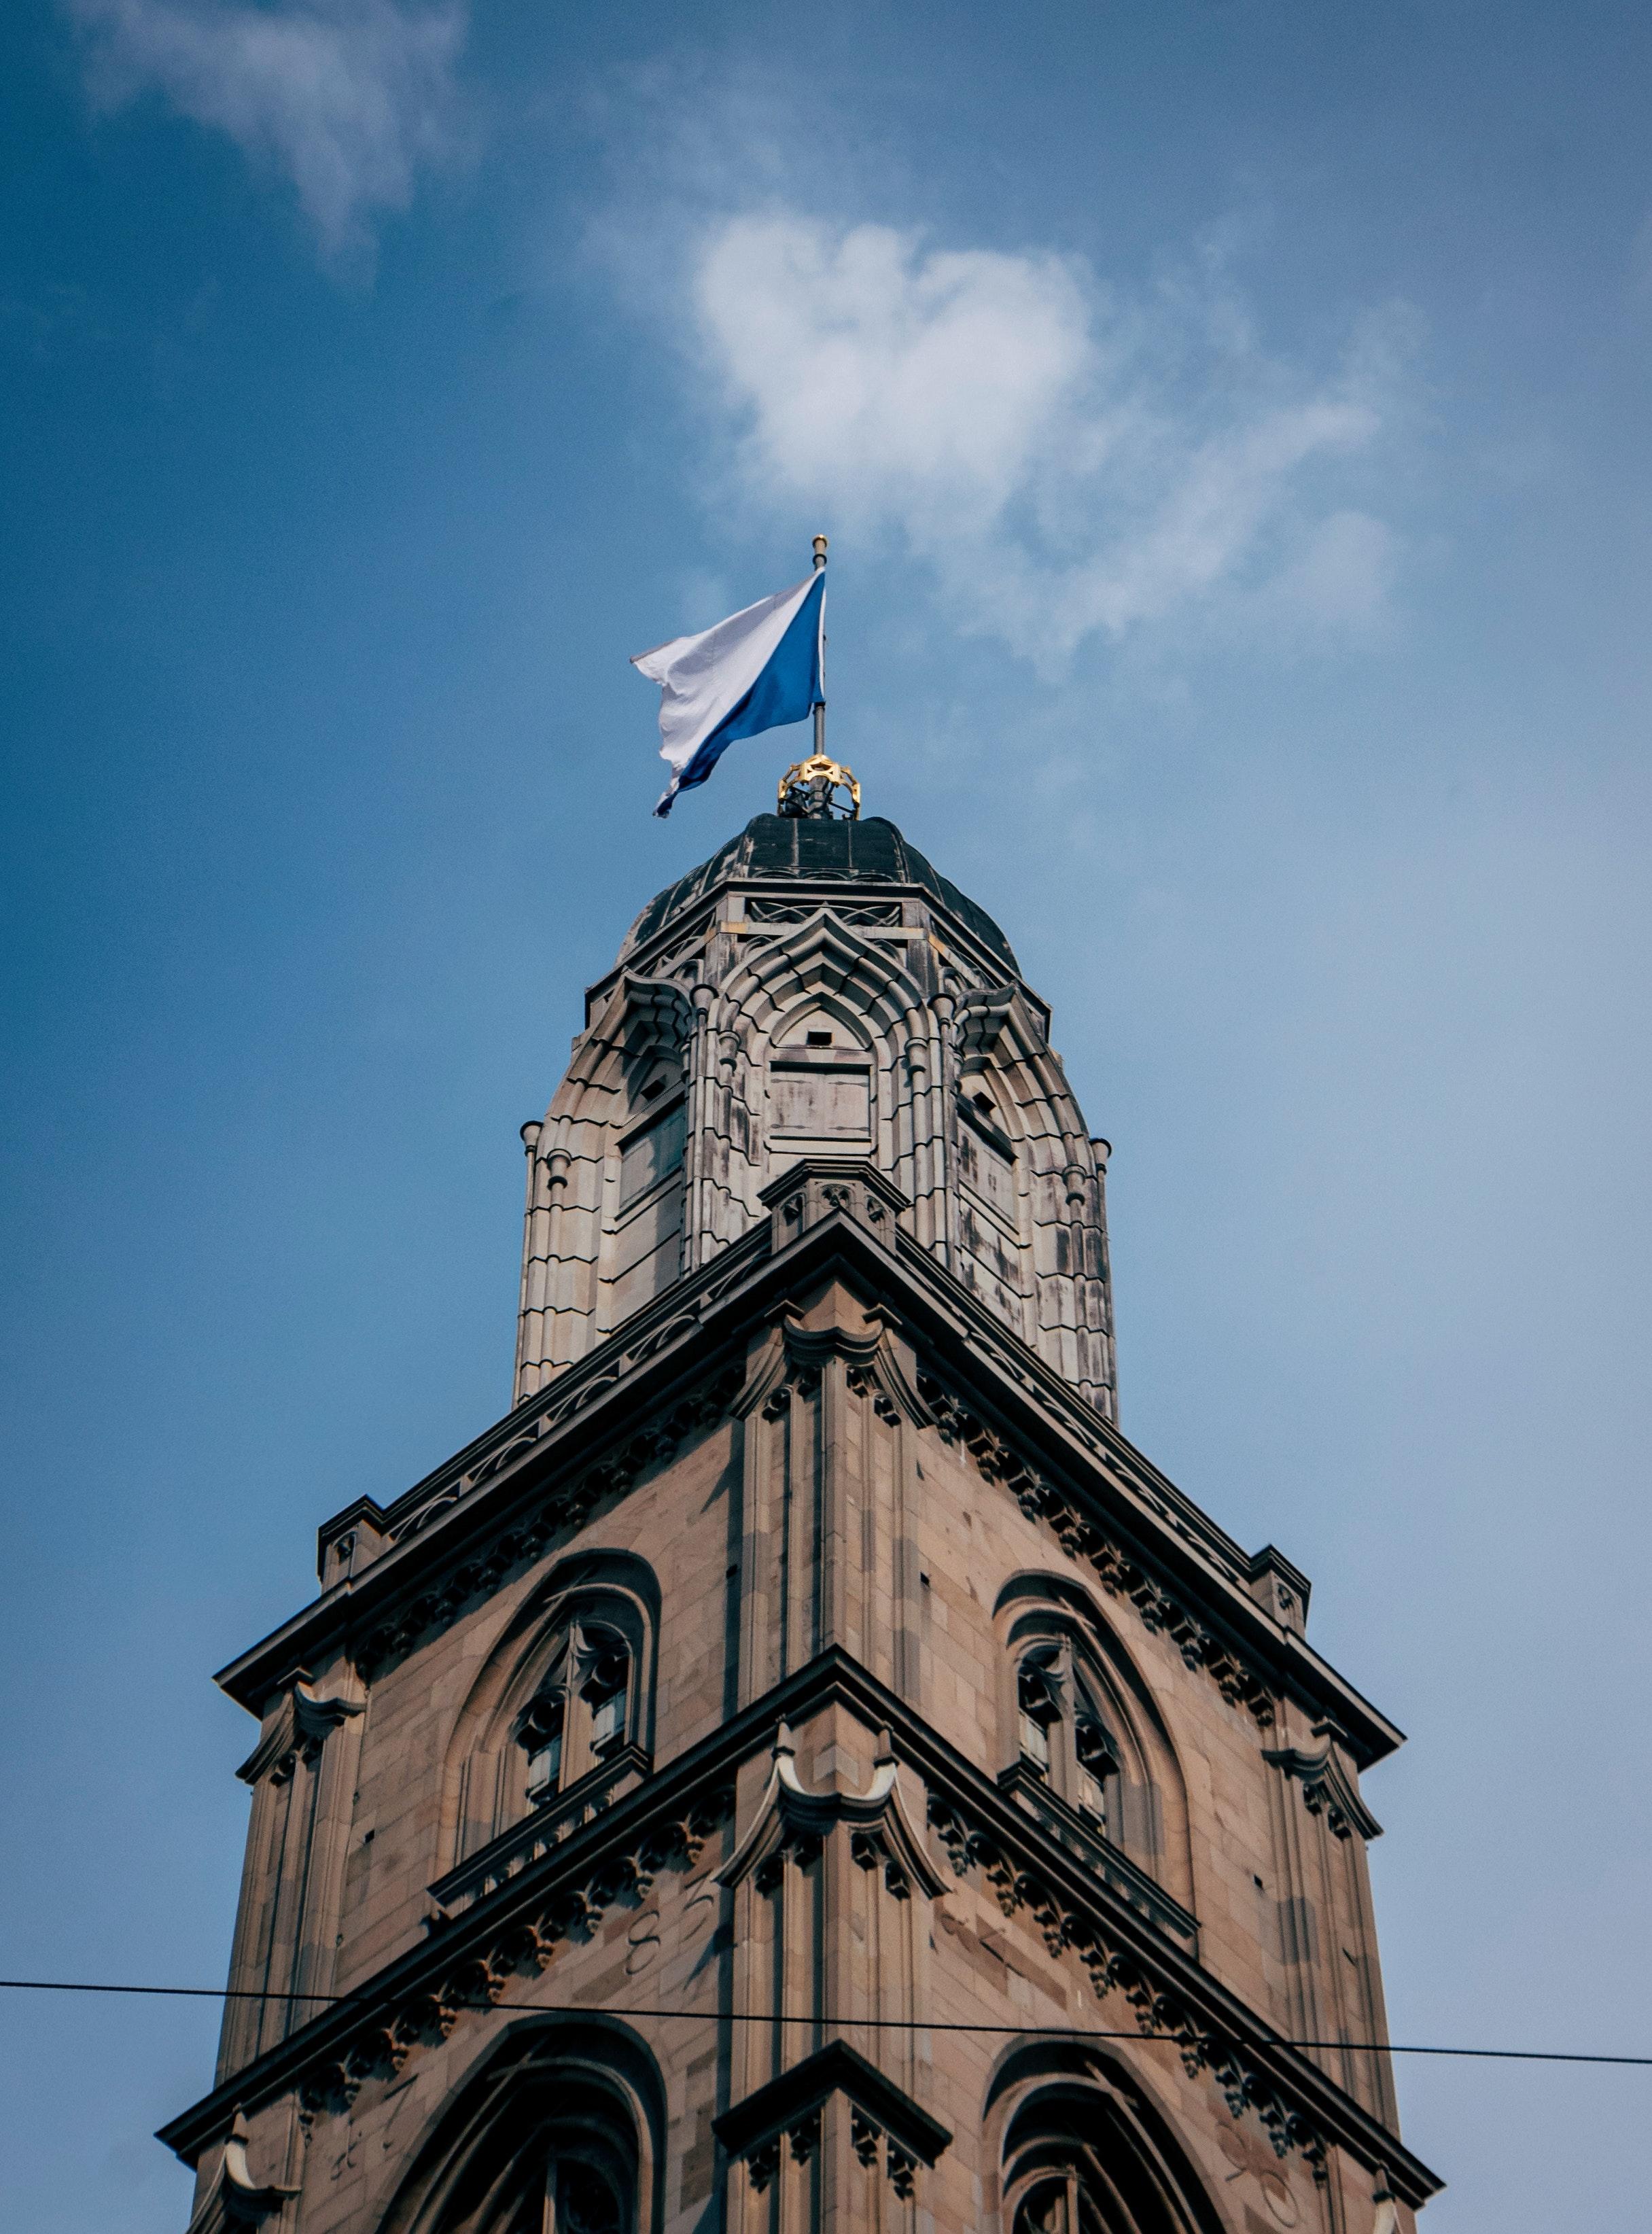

735,1308,931,1434
917,1371,1276,1727
359,1365,743,1676
716,1725,948,1899
236,1674,364,1787
758,1155,906,1258
183,2109,298,2234
777,751,861,820
926,1787,1329,2183
714,2040,951,2199
1263,1729,1383,1843
294,1785,733,2120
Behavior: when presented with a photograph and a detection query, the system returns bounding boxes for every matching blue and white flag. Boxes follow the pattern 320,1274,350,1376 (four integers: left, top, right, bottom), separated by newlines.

633,572,825,818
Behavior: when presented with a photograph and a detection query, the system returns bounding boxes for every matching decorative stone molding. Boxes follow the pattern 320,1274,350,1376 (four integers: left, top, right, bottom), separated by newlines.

926,1788,1329,2183
317,1228,771,1578
716,1725,947,1901
1246,1545,1312,1635
735,1310,932,1434
1264,1730,1383,1843
714,2040,951,2199
294,1785,732,2120
993,1759,1197,1947
429,1744,653,1916
182,2110,298,2234
357,1365,743,1677
236,1675,364,1787
759,1155,905,1256
918,1371,1276,1727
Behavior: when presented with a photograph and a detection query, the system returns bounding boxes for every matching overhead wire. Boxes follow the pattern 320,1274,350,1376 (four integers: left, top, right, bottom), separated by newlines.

0,1977,1645,2067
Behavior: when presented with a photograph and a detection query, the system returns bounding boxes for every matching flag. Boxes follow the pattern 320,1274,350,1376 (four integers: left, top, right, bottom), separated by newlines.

632,572,825,818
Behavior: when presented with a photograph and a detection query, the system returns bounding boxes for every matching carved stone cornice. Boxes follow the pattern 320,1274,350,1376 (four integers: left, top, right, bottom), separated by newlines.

181,2109,297,2234
429,1744,653,1916
927,1781,1337,2178
219,1210,1400,1771
919,1369,1276,1727
163,1649,1440,2212
349,1364,743,1679
994,1760,1197,1946
236,1675,364,1787
313,1225,773,1579
714,2040,951,2199
717,1725,947,1900
733,1302,932,1432
1264,1730,1384,1843
758,1156,906,1257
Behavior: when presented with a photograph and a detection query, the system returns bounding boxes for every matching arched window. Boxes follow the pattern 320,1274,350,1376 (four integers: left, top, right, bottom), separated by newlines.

1015,1641,1120,1834
441,1554,661,1874
994,1575,1195,1911
994,2055,1224,2234
514,1622,636,1809
1006,2098,1190,2234
497,2150,626,2234
379,2024,661,2234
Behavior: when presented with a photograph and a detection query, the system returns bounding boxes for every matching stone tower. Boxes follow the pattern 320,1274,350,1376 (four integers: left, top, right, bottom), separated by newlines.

162,784,1441,2234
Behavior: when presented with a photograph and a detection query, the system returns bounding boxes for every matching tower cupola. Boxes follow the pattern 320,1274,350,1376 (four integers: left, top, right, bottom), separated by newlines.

514,809,1117,1414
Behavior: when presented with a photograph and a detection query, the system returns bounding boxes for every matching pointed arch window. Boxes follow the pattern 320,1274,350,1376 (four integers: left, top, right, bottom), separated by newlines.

515,1621,637,1809
1001,2071,1214,2234
1014,1641,1120,1834
500,2159,625,2234
1017,1649,1061,1776
393,2035,655,2234
1072,1673,1121,1834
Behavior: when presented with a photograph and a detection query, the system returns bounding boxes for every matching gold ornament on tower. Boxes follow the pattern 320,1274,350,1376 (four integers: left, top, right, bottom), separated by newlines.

777,752,861,820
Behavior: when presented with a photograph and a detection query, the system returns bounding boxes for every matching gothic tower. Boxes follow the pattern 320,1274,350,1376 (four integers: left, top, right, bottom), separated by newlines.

162,772,1441,2234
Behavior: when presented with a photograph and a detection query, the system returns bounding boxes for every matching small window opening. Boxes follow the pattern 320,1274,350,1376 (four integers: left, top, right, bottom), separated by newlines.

582,1644,630,1760
973,1092,994,1117
521,1694,565,1804
1017,1654,1060,1777
642,1075,667,1100
806,1030,833,1047
1074,1715,1117,1829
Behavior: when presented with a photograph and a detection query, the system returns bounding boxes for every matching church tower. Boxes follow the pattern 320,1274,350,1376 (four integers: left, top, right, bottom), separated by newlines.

162,761,1441,2234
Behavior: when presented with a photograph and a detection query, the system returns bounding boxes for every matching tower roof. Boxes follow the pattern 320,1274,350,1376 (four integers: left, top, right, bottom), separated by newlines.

618,813,1019,971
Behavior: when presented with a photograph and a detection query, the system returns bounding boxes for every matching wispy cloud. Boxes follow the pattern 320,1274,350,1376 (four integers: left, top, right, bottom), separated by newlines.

67,0,468,260
689,213,1414,669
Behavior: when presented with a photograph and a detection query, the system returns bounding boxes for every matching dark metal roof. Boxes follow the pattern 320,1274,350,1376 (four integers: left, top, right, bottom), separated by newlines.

620,814,1018,968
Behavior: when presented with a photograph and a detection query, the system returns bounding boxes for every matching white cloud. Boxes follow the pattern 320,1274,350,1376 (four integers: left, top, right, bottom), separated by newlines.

692,214,1413,669
68,0,468,260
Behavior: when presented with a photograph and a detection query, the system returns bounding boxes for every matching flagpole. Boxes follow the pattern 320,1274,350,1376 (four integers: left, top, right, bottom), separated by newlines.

811,534,828,756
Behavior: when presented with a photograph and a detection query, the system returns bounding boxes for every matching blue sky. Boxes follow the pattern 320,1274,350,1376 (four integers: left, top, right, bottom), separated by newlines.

2,1,1650,2226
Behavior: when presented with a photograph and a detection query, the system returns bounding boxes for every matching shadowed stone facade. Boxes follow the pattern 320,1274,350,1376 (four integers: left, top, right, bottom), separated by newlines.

162,809,1440,2234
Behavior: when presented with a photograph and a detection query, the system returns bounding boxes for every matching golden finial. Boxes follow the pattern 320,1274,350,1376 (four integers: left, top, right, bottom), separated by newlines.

777,752,860,820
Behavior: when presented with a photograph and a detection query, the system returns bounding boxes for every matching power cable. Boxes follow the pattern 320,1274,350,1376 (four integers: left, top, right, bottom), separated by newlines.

0,1978,1645,2067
